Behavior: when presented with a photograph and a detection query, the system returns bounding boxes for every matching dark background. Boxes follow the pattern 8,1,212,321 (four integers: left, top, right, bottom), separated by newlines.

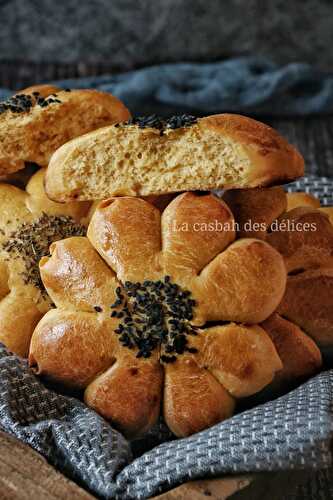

0,0,332,88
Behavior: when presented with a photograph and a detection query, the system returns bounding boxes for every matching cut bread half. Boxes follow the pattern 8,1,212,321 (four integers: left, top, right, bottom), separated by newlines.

45,113,304,202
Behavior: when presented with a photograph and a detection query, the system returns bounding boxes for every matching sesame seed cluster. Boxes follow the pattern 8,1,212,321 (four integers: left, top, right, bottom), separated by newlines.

0,89,70,115
120,113,197,133
2,213,85,294
96,276,198,362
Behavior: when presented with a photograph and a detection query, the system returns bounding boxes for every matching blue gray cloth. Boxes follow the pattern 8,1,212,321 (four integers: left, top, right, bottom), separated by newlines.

1,58,333,116
0,175,333,499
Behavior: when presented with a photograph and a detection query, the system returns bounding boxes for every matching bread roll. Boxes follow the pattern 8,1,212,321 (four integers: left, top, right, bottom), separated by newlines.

45,113,304,202
223,186,287,239
0,89,130,175
286,192,320,211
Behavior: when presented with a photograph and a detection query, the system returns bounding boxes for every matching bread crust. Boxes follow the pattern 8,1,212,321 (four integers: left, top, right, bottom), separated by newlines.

223,186,287,239
278,268,333,346
261,313,322,387
0,89,130,175
203,114,304,187
45,113,304,202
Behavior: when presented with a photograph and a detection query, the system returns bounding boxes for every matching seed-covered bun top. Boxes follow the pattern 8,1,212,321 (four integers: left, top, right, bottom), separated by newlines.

0,88,131,176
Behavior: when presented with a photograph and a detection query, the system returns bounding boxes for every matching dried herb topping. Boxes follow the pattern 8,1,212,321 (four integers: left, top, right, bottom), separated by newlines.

107,276,199,362
2,213,85,294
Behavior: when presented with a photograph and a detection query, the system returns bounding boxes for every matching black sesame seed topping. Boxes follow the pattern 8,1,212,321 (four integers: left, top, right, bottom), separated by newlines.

120,114,197,134
109,277,199,362
94,306,102,312
2,213,85,296
0,92,62,115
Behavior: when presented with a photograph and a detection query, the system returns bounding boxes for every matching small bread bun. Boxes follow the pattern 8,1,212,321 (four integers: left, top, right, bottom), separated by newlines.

0,89,130,175
286,192,321,211
15,84,61,98
261,313,322,388
45,113,304,202
223,186,287,239
278,268,333,347
267,207,333,273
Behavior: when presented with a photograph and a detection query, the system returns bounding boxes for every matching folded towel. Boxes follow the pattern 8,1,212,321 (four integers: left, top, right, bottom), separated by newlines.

1,58,333,116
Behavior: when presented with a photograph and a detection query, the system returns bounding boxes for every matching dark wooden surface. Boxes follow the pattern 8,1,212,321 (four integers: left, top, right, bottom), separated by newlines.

0,430,93,500
0,429,313,500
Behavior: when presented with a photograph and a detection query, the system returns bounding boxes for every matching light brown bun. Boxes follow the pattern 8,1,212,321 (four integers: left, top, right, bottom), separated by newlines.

44,113,304,202
319,207,333,225
16,84,61,98
0,169,89,357
286,192,333,226
261,313,322,388
278,268,333,347
286,192,320,211
267,207,333,273
29,192,285,438
223,186,287,239
0,89,130,176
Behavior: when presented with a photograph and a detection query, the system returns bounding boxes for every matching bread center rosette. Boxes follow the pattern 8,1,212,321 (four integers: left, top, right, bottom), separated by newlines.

29,192,287,439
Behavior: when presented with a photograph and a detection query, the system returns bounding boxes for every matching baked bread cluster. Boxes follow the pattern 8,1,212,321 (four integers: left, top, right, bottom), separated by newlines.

0,169,89,356
30,193,286,438
0,86,330,439
223,187,333,375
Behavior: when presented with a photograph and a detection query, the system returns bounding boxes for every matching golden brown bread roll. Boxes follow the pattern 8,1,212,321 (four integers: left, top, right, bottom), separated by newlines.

223,186,287,239
0,89,130,176
277,268,333,347
30,192,285,438
319,207,333,225
261,313,322,387
44,113,304,202
0,169,89,356
286,192,321,211
267,207,333,273
16,84,61,98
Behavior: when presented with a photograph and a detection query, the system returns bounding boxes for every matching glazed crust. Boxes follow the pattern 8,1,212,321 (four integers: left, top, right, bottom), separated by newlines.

267,207,333,273
286,192,321,211
261,314,322,387
0,89,130,175
278,268,333,346
44,113,304,202
223,186,287,239
30,193,285,438
0,169,89,357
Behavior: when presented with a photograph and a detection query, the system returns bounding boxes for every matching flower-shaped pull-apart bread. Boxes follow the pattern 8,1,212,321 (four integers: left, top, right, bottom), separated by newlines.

30,193,287,438
223,186,332,371
0,169,89,356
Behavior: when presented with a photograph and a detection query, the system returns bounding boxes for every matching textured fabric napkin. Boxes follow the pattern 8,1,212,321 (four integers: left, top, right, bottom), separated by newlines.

0,176,332,499
1,57,333,116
